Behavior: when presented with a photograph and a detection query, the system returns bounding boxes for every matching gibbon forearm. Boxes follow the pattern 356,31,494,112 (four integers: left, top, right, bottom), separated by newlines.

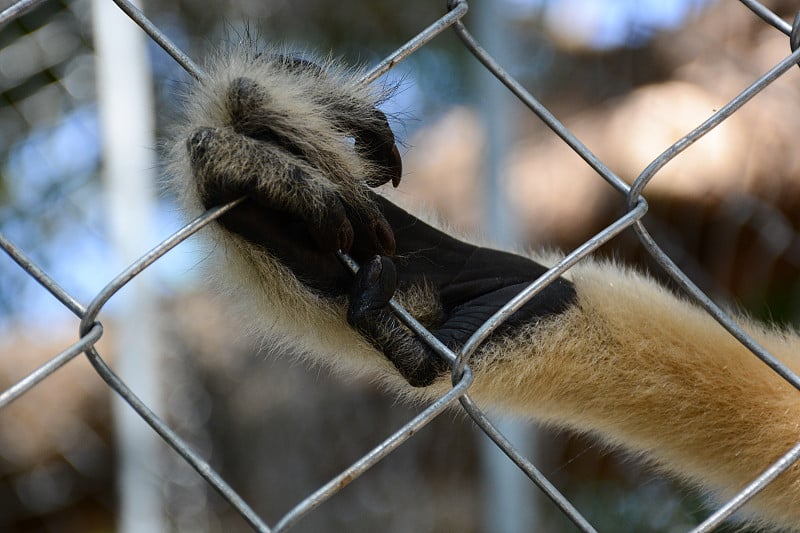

169,43,800,530
462,261,800,528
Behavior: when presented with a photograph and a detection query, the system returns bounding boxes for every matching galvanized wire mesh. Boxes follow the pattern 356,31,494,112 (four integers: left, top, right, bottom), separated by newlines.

2,0,800,531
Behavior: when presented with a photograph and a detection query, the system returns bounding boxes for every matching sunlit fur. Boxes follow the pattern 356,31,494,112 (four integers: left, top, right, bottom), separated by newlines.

167,43,800,530
473,260,800,530
167,40,393,222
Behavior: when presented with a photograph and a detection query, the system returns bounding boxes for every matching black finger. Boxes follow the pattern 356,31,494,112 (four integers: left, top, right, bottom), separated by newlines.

187,126,354,253
346,256,446,387
354,108,402,188
347,255,397,324
346,201,396,259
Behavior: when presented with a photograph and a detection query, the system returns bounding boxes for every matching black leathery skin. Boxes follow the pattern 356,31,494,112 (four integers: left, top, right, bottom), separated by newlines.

192,151,577,385
347,256,449,387
188,72,576,386
347,255,397,322
343,194,577,386
375,193,577,322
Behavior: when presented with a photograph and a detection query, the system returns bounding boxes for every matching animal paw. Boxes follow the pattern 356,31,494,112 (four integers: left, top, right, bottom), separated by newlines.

182,56,403,294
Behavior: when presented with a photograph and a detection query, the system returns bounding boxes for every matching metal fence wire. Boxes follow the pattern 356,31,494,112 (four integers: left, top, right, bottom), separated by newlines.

2,0,800,531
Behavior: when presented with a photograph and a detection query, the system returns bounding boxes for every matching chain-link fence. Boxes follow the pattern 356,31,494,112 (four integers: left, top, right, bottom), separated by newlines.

2,0,800,531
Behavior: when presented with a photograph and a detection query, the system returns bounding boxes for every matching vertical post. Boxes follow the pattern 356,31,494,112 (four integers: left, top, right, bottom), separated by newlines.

473,3,542,532
91,1,165,532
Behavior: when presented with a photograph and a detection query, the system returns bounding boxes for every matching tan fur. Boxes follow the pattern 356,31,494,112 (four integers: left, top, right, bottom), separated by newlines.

447,260,800,530
167,43,800,530
199,229,800,529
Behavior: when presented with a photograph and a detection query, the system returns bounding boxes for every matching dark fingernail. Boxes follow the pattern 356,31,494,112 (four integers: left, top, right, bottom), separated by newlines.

363,255,383,283
390,144,402,187
339,220,354,252
373,218,396,256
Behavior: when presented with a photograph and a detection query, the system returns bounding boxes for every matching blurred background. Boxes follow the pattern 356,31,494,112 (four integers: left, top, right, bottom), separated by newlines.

2,0,800,531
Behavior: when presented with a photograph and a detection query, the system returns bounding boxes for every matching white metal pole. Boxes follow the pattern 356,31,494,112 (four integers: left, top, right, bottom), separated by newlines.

91,1,165,531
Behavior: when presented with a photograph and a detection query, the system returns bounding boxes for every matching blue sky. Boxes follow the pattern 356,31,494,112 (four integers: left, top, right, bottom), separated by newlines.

513,0,712,49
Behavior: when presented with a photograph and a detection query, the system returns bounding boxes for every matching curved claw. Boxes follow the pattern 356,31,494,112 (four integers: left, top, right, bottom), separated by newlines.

355,108,402,189
390,143,402,187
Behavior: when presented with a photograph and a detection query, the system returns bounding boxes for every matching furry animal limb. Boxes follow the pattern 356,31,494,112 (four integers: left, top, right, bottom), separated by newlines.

167,45,800,530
